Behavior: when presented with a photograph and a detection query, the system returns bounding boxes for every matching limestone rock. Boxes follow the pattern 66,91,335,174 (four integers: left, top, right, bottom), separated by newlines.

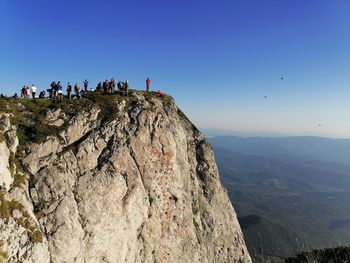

0,93,251,263
0,113,18,190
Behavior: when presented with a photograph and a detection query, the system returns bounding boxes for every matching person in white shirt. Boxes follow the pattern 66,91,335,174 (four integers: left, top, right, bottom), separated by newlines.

31,85,37,99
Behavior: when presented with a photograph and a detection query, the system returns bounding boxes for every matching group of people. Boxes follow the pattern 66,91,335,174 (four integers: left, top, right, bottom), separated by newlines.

2,77,161,100
20,85,37,99
95,79,128,96
47,80,90,100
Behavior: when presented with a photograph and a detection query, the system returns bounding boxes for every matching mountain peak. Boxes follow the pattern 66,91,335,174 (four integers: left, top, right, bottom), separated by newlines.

0,92,251,262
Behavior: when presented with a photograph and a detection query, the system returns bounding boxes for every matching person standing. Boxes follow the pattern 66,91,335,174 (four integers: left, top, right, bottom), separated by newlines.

74,83,80,98
110,78,116,94
67,82,72,99
83,79,89,92
106,80,111,94
25,86,31,98
146,77,151,92
31,84,37,98
21,86,26,98
124,80,129,96
50,81,56,99
96,82,102,92
57,82,63,99
102,80,108,94
54,82,59,99
117,82,122,95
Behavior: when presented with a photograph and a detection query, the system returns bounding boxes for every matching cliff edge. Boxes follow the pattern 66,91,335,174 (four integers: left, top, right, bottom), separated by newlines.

0,91,251,263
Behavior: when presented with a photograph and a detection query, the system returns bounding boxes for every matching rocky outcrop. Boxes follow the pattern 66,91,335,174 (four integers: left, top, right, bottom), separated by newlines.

0,113,18,190
0,93,251,263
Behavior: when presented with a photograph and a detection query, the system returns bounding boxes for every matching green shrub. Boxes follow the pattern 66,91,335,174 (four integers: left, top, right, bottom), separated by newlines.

27,229,43,243
286,246,350,263
0,91,174,155
7,153,27,189
0,197,23,220
0,195,43,243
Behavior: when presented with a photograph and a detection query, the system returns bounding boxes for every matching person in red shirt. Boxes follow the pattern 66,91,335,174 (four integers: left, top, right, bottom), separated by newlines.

146,77,151,92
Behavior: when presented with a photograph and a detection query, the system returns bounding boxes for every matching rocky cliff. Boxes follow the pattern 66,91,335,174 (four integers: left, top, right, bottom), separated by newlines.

0,92,251,263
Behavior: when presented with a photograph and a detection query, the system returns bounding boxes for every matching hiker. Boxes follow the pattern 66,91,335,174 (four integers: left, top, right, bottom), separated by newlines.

31,84,37,98
102,80,108,94
146,78,151,92
102,80,106,93
80,88,86,97
106,80,111,94
107,80,112,94
119,80,128,96
12,93,19,99
57,82,63,99
49,88,55,99
50,81,56,99
124,80,129,96
39,91,46,98
117,81,122,95
25,86,31,98
83,79,89,92
0,94,5,98
67,82,72,99
74,83,80,98
110,78,116,94
96,82,102,92
21,86,26,98
54,82,59,98
157,90,163,97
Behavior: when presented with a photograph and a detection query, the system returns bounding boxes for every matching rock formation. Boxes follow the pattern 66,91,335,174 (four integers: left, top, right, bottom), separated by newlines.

0,92,251,262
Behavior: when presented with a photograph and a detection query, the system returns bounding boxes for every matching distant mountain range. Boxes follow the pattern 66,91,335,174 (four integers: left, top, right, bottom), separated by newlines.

209,136,350,165
209,136,350,260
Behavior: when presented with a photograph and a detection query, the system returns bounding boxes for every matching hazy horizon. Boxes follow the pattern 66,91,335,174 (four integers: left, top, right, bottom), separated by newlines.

200,127,350,140
0,0,349,138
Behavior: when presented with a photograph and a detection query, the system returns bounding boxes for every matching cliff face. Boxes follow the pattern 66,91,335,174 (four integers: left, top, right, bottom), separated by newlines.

0,92,251,263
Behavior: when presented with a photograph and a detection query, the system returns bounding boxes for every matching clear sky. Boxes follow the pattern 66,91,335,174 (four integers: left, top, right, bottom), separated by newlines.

0,0,349,138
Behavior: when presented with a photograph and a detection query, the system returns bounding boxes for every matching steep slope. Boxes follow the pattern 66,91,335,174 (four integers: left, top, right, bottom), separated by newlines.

0,92,251,263
210,142,350,259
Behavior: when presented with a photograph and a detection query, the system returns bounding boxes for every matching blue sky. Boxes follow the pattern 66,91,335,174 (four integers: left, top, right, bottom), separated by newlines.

0,0,349,138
